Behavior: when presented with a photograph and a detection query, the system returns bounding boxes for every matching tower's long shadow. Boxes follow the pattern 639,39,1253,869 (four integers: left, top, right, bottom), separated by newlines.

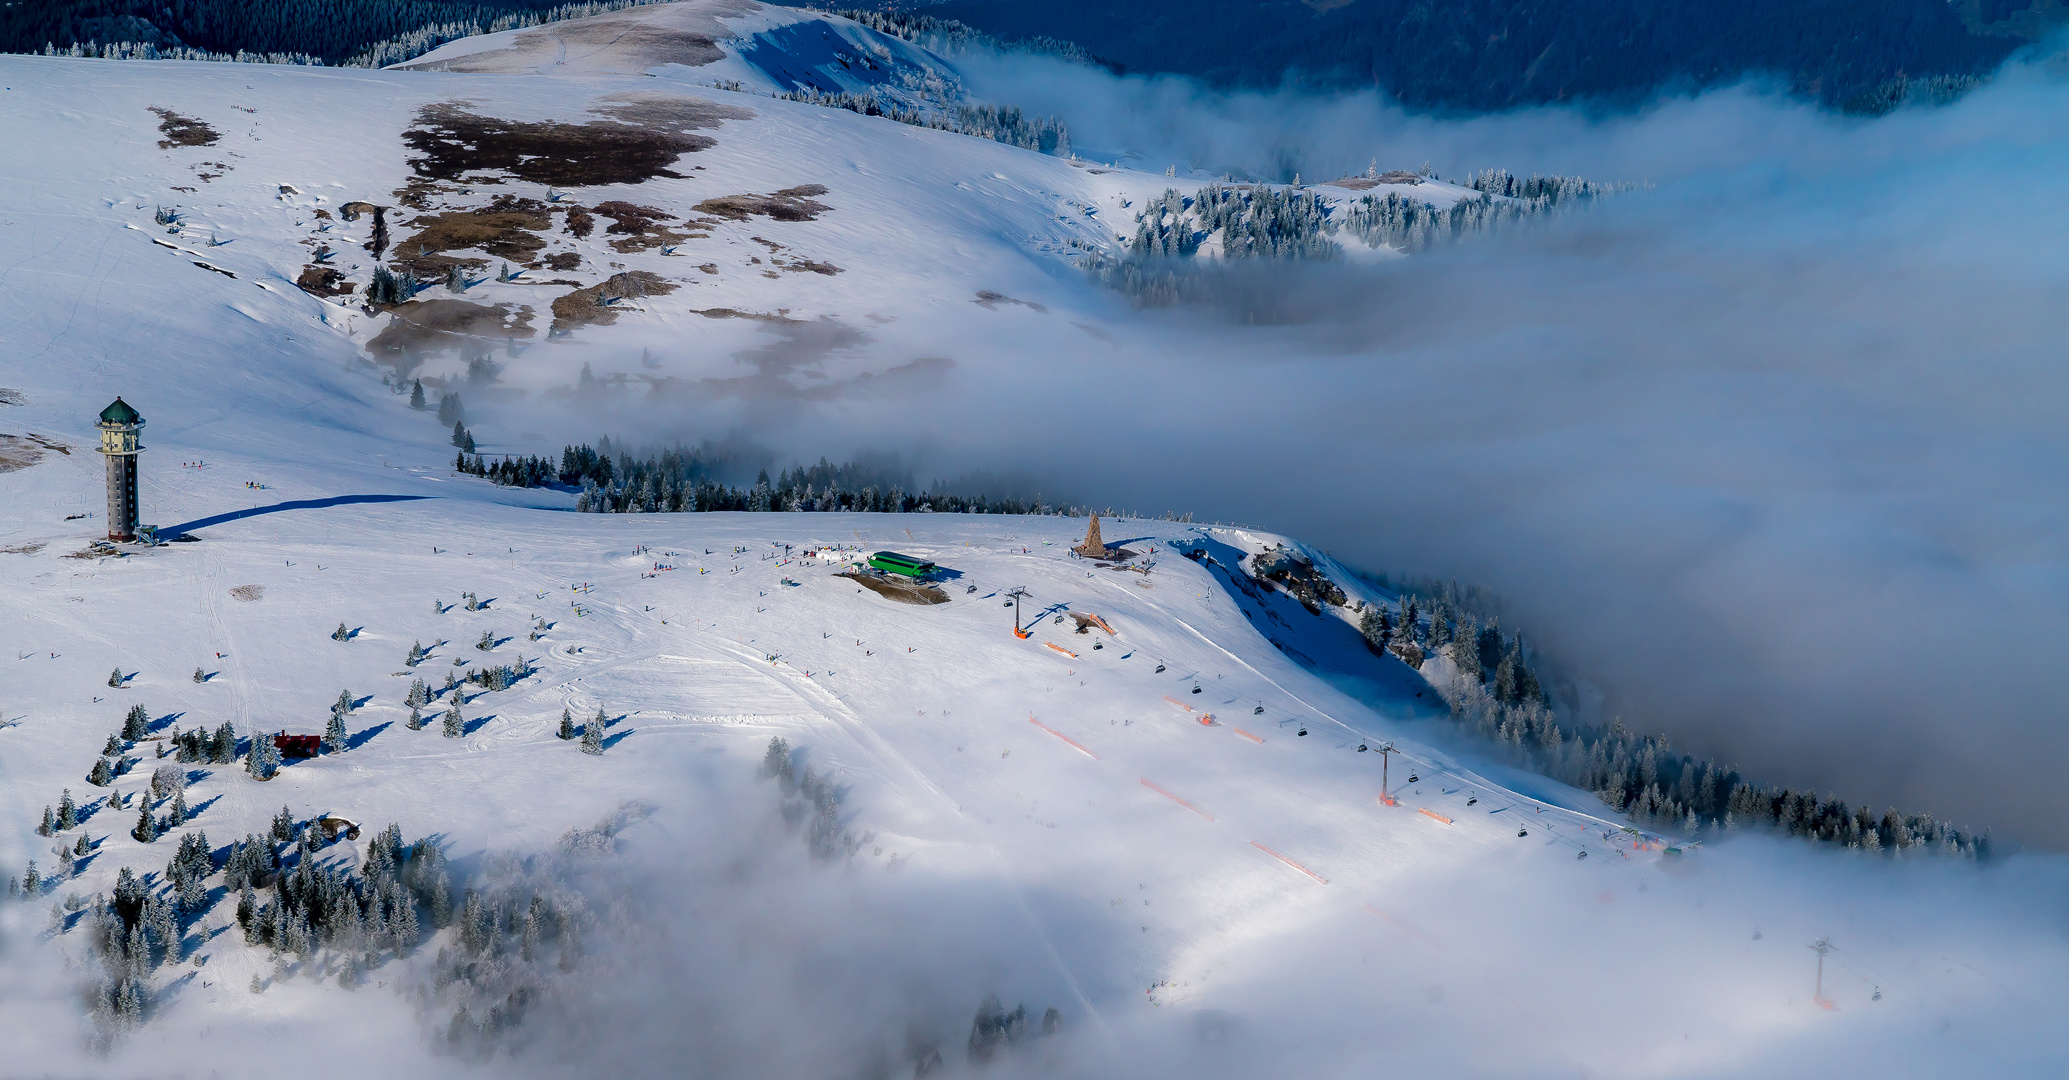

162,494,434,537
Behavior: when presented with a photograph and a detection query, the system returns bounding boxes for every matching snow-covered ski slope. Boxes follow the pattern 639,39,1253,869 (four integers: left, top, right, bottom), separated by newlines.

2,16,2067,1078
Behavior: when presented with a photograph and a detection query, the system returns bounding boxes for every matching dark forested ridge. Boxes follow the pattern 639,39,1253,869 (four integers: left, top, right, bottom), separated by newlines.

843,0,2033,113
0,0,580,63
6,0,2032,112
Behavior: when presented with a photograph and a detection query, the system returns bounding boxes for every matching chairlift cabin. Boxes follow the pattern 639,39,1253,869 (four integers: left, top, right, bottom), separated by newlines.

867,551,936,579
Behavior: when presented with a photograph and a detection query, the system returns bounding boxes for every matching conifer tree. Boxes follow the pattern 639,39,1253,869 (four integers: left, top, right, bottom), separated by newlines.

209,722,237,764
103,733,123,756
557,708,574,740
476,630,493,651
759,736,791,782
122,704,150,741
132,806,159,843
407,641,426,667
407,705,423,731
407,677,428,706
74,834,90,856
108,667,124,689
443,700,463,738
272,806,295,842
58,789,77,830
324,710,347,753
88,757,114,787
332,621,350,642
581,708,607,755
410,379,426,409
20,860,37,898
336,689,354,715
192,666,207,683
168,790,187,827
246,732,280,780
38,806,54,836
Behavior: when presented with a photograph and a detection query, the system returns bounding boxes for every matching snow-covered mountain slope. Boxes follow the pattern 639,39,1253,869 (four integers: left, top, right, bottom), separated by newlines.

2,25,2067,1080
394,0,963,104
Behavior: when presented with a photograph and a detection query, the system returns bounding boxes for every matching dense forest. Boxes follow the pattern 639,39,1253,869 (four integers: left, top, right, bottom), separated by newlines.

886,0,2021,114
1367,575,1988,858
3,0,666,66
451,439,1099,517
1096,168,1624,305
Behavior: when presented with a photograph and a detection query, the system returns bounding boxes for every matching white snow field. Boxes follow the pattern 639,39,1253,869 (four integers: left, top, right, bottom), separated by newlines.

2,8,2067,1077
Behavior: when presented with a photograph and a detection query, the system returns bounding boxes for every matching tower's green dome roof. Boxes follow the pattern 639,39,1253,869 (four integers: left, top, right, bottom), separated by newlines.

99,398,141,425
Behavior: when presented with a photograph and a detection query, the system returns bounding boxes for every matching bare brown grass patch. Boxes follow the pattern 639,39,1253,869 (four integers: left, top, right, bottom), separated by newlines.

403,97,746,187
394,194,554,273
594,201,691,252
368,300,536,375
296,266,354,297
149,107,219,148
550,271,678,333
694,185,830,222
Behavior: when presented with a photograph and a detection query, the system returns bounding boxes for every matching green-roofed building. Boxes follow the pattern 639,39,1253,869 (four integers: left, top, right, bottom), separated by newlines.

867,551,936,579
96,397,145,541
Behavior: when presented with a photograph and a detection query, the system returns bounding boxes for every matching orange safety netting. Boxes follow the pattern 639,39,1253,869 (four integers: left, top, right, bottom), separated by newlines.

1250,841,1328,884
1140,777,1215,821
1028,715,1099,760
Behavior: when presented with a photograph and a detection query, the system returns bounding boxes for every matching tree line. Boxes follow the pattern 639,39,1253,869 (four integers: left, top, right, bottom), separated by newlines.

452,440,1086,517
1359,576,1987,858
7,0,671,68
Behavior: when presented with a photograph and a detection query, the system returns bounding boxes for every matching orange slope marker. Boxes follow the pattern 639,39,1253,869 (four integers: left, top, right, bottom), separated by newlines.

1028,715,1099,760
1162,695,1193,712
1233,728,1264,744
1363,904,1435,948
1140,778,1215,821
1046,642,1078,659
1418,808,1453,825
1085,614,1115,635
1250,841,1328,884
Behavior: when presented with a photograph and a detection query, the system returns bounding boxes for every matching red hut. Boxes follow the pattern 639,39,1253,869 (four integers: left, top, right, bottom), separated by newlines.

273,732,321,758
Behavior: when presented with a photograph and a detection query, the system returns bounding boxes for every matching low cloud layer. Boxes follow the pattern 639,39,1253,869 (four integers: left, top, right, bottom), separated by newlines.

572,53,2069,846
933,55,2069,846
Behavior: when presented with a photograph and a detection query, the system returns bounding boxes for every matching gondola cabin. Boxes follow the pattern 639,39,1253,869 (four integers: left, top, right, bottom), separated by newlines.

866,551,936,579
